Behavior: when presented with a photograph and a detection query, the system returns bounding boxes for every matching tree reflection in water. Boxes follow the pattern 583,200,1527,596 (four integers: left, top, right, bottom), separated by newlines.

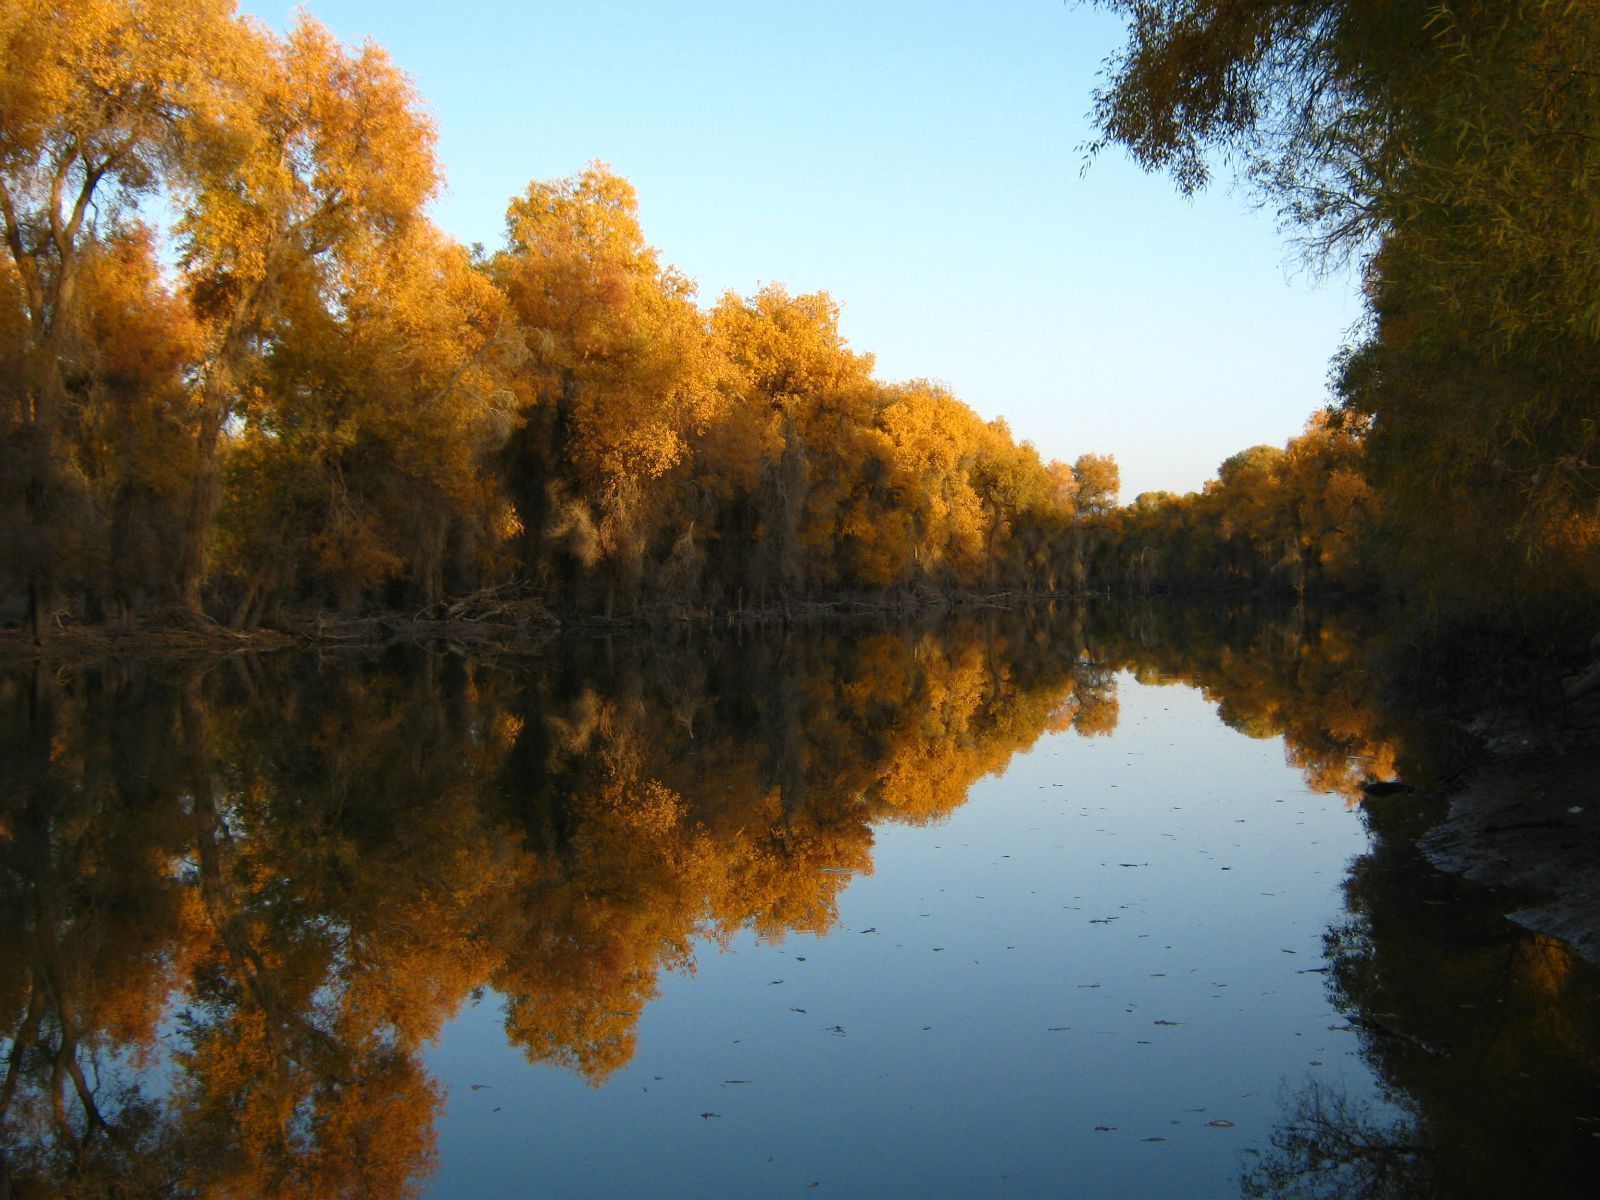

0,604,1594,1197
1244,793,1600,1199
1243,1078,1425,1200
0,613,1115,1195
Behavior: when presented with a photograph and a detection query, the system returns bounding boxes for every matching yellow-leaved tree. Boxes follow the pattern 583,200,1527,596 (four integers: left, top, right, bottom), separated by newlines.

177,13,439,616
495,163,728,616
217,220,523,620
0,0,255,636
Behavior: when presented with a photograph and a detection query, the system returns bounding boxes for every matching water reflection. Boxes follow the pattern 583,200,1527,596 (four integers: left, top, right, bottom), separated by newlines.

1090,603,1444,802
1244,798,1600,1198
0,605,1593,1196
0,614,1113,1194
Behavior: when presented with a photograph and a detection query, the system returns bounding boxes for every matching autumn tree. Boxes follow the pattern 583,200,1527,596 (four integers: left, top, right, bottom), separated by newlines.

968,421,1046,589
703,284,874,605
1,3,462,628
1,227,202,627
177,14,440,617
876,381,991,585
1105,415,1376,596
216,221,522,620
66,228,204,618
494,163,727,616
0,0,255,636
1092,0,1600,622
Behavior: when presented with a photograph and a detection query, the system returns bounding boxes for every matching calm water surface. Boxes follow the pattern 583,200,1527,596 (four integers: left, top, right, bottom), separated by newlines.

1,607,1595,1197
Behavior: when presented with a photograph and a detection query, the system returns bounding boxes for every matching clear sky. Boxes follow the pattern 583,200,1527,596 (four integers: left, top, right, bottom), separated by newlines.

238,0,1366,501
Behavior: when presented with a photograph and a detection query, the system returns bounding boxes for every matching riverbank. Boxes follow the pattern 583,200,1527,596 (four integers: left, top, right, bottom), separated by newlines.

0,588,1088,663
0,611,557,665
1416,690,1600,964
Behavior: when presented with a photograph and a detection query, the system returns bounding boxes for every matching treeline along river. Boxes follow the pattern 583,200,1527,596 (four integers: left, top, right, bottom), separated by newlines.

1,605,1596,1197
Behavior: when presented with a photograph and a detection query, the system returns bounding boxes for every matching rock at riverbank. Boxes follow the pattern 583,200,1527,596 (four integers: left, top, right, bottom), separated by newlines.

1419,696,1600,964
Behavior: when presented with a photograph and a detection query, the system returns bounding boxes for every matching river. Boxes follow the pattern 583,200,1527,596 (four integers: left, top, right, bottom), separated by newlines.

1,606,1595,1196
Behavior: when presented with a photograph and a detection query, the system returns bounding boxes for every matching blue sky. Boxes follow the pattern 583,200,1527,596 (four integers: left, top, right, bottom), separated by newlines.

239,0,1366,500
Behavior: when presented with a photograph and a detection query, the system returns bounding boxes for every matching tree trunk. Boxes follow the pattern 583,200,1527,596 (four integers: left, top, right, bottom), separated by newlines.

27,580,46,647
177,399,225,622
228,577,260,631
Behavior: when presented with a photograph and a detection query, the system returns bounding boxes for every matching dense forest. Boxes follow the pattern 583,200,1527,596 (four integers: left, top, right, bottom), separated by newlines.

1090,0,1600,639
2,0,1597,655
0,1,1122,640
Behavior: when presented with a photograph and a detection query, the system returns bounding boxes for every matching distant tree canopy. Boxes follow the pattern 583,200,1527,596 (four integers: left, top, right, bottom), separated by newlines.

1092,0,1600,620
0,1,1117,636
1108,413,1378,597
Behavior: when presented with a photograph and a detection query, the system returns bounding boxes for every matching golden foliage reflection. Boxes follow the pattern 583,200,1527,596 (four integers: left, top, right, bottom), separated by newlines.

0,604,1527,1193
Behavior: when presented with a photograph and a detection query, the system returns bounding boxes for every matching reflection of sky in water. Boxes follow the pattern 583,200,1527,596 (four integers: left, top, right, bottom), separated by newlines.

424,674,1385,1198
